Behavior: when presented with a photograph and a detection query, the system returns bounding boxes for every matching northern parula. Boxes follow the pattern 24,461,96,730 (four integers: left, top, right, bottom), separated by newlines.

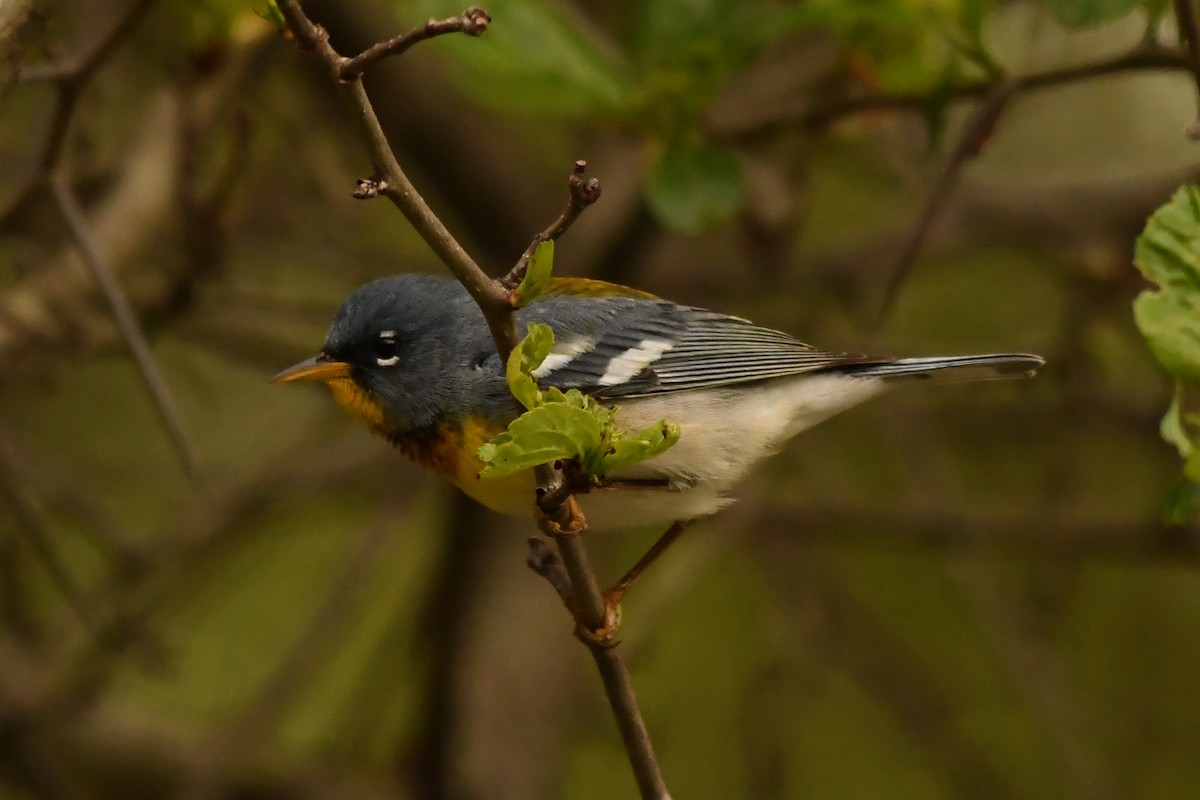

274,274,1042,530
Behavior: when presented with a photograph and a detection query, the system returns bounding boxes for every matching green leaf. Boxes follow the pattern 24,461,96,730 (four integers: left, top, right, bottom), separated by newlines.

1133,288,1200,386
645,143,744,234
1162,477,1200,525
511,240,554,308
506,323,555,411
1039,0,1144,29
477,404,601,479
601,420,681,474
1133,186,1200,386
1133,185,1200,291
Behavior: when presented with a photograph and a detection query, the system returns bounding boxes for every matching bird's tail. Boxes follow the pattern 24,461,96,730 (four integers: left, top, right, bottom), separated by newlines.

833,353,1044,383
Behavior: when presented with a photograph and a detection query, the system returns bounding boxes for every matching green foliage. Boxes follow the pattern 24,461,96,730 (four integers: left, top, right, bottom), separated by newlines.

1133,186,1200,521
1133,186,1200,385
645,143,744,235
478,323,680,479
407,0,1023,234
510,240,554,308
1038,0,1145,29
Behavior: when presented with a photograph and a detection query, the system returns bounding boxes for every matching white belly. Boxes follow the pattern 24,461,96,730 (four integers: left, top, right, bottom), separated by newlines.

577,373,884,531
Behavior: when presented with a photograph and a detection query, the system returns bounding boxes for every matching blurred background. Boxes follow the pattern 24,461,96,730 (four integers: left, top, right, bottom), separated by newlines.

2,0,1199,797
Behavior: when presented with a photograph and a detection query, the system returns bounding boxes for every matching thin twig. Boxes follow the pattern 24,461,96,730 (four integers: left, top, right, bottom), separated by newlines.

0,0,153,228
0,427,96,633
338,6,491,80
873,79,1015,327
275,0,518,359
724,46,1190,140
538,498,671,800
504,160,603,291
1174,0,1200,137
49,178,204,487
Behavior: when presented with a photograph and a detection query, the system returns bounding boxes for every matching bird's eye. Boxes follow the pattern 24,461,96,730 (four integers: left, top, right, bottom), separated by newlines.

374,333,400,367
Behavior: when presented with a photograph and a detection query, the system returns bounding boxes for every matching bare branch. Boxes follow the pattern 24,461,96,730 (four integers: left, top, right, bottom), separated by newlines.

504,160,603,291
49,178,204,488
535,493,671,799
0,0,154,229
0,0,57,102
338,6,491,81
275,0,518,357
0,427,95,634
873,79,1015,327
723,46,1191,141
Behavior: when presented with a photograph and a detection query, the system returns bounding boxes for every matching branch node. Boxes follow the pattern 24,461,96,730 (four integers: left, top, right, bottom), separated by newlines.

351,176,389,199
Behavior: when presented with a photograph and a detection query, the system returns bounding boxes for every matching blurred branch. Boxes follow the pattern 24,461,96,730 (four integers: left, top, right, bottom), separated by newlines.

873,80,1015,326
1174,0,1200,137
758,503,1199,563
0,0,153,226
747,46,1194,137
757,542,1034,800
49,178,203,486
0,0,57,102
0,30,272,372
948,559,1116,800
183,515,396,800
0,426,95,636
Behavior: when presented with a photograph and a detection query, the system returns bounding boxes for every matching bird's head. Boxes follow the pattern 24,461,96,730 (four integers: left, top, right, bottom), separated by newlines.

273,275,472,440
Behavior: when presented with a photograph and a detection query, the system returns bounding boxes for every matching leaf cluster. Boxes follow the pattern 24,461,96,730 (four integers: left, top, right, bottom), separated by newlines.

477,321,680,480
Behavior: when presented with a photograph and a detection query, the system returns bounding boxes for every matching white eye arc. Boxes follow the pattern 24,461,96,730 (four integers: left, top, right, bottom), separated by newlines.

374,331,400,367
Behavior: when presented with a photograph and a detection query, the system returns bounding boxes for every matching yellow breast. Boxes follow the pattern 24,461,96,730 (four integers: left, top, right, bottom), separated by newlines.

324,379,536,517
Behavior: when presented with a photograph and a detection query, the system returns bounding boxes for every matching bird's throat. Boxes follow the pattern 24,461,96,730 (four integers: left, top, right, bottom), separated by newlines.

324,377,393,439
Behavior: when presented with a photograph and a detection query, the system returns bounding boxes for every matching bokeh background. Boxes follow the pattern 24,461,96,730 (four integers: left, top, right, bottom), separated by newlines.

2,0,1199,798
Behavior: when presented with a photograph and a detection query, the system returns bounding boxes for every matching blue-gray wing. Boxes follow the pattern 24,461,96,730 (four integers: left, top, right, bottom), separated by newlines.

519,295,844,398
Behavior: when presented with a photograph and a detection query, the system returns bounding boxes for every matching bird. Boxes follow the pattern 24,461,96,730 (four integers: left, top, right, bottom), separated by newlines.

274,273,1043,532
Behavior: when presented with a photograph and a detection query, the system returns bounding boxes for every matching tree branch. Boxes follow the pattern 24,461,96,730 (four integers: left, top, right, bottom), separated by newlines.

275,0,518,358
274,3,671,796
504,160,603,291
338,6,491,81
49,178,203,487
722,46,1191,140
873,79,1015,326
536,498,671,800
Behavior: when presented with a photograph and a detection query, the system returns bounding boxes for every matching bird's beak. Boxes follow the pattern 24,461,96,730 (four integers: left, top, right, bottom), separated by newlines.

272,354,351,384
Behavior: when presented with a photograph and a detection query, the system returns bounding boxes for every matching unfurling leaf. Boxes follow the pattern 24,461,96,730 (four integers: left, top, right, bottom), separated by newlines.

506,322,555,411
511,240,555,308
